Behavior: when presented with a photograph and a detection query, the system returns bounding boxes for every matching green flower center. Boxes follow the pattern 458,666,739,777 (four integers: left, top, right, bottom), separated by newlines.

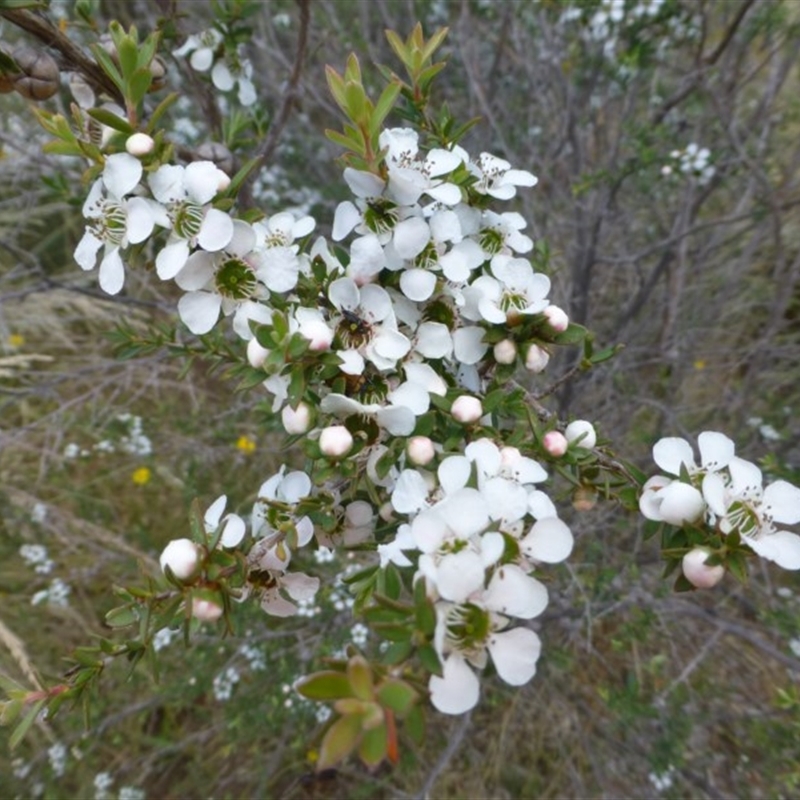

215,257,256,300
479,228,504,255
447,603,491,653
363,199,399,235
172,202,204,240
91,203,127,246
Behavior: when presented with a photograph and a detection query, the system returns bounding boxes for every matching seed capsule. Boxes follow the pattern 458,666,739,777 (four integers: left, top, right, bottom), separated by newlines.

13,46,60,101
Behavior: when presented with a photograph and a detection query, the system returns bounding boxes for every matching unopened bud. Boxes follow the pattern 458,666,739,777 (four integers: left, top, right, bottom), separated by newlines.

125,132,155,156
543,431,568,457
160,538,200,580
246,337,269,368
191,597,224,622
451,395,483,424
525,344,550,373
302,319,333,351
543,304,569,333
319,425,353,458
149,56,167,92
565,420,597,450
407,435,436,466
573,487,597,512
282,402,312,434
682,547,725,589
493,339,517,365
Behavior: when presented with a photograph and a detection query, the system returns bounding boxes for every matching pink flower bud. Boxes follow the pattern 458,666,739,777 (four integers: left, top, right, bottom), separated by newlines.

682,547,725,589
543,431,568,457
302,319,333,351
125,132,155,156
191,597,224,622
246,337,269,368
525,344,550,373
565,420,597,449
160,538,200,580
493,339,517,365
451,395,483,424
407,436,436,466
281,402,312,434
543,304,569,333
319,425,353,458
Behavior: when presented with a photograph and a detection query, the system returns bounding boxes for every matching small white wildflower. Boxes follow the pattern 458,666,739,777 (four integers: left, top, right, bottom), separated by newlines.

64,443,81,459
315,704,332,723
313,547,335,564
31,503,47,523
350,623,369,647
47,742,68,778
212,666,241,702
152,627,179,652
94,771,114,800
118,788,146,800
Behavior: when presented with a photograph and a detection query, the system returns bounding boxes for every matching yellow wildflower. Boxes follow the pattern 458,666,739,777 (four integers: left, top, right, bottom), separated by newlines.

132,467,152,485
236,435,256,454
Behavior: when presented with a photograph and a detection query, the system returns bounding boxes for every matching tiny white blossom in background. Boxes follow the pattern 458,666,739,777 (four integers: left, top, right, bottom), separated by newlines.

94,771,114,800
648,765,676,793
213,665,241,701
118,787,146,800
350,623,369,647
47,742,67,777
20,544,54,575
32,578,71,607
152,627,180,652
239,642,267,671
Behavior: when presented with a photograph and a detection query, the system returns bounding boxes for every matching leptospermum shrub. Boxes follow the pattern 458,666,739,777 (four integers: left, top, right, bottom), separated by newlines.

2,3,800,772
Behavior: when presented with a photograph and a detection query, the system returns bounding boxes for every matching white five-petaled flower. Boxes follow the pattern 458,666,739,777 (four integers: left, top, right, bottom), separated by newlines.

204,494,246,548
149,161,234,280
74,153,167,294
468,152,538,200
251,211,315,293
175,220,272,337
703,457,800,570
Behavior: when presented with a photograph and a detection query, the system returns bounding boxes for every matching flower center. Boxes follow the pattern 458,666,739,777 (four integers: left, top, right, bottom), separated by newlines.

215,257,256,300
446,603,491,653
479,228,504,255
172,202,204,240
413,241,440,270
363,199,399,235
93,203,127,246
337,309,372,349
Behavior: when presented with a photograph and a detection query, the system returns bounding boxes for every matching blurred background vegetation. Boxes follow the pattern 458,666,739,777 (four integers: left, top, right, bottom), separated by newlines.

1,0,800,797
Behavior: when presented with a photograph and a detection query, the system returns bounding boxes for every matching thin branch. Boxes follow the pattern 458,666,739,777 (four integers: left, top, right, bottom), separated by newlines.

413,710,473,800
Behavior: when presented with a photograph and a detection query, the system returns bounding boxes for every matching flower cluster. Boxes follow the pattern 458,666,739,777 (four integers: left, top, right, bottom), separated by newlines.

661,143,715,185
640,431,800,583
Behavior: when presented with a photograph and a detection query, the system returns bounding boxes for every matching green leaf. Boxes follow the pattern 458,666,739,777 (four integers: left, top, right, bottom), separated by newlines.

9,699,46,749
89,44,124,92
146,92,179,133
346,657,374,701
117,36,138,81
370,81,401,137
86,107,134,134
377,680,416,714
295,671,353,700
381,640,413,665
358,720,388,768
318,712,363,770
405,704,425,745
104,605,138,628
128,67,153,107
43,141,84,157
552,322,588,346
418,644,442,677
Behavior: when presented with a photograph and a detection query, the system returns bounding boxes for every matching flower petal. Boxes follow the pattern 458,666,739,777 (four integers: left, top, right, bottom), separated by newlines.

487,627,541,686
521,517,574,563
178,291,222,334
429,655,480,715
484,565,548,619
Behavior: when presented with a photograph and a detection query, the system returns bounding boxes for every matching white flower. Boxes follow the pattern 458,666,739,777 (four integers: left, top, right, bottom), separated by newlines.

174,28,224,72
149,161,234,279
74,153,166,294
321,392,417,436
251,211,315,292
377,524,417,568
653,431,734,477
380,127,464,206
466,255,550,324
703,458,800,570
211,50,257,106
639,475,706,526
175,221,272,337
204,494,246,547
328,277,411,371
468,152,537,200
